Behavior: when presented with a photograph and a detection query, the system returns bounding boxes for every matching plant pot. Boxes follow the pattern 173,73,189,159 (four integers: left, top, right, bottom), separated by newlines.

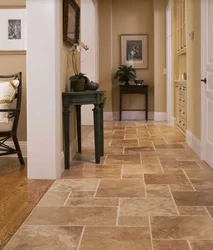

71,79,86,92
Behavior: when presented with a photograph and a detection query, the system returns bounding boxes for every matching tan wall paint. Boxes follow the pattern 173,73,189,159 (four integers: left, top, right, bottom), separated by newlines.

98,0,112,112
111,0,154,114
186,0,201,139
154,0,166,113
0,1,26,141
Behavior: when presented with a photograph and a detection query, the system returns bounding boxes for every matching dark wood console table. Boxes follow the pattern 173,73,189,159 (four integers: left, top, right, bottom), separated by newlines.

62,91,106,169
119,84,149,121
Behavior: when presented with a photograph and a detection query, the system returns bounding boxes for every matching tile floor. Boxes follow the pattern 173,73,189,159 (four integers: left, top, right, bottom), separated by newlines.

4,122,213,250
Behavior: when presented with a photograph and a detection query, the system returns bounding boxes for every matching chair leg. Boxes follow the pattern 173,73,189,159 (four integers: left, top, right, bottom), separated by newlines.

13,135,25,165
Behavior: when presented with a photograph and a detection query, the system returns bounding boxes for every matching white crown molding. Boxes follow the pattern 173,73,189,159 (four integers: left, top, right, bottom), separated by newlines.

186,129,201,157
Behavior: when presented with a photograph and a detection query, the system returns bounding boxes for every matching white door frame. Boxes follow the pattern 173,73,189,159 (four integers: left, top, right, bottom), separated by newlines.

201,0,206,159
166,0,172,122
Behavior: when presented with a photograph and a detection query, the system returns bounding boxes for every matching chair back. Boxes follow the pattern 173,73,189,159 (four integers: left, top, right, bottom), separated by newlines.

0,72,22,132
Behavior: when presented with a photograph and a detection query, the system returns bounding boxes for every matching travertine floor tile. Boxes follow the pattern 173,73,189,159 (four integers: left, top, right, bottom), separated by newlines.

122,164,163,175
70,191,95,198
124,146,155,154
206,207,213,218
184,169,213,179
120,198,177,216
105,154,141,164
49,179,99,192
142,157,160,165
80,227,151,250
96,179,145,197
4,225,83,250
173,191,213,206
151,216,213,240
111,139,138,147
190,179,213,191
177,206,208,216
37,192,70,207
152,240,190,250
118,216,149,227
25,207,117,226
189,240,213,250
155,144,184,149
144,174,189,185
65,197,118,207
146,185,171,198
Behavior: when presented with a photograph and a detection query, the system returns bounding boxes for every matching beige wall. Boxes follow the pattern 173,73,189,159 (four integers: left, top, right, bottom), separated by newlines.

0,0,26,141
186,0,201,139
154,0,166,113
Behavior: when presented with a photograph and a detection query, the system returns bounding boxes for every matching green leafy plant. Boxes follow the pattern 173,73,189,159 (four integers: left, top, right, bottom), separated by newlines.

114,65,136,85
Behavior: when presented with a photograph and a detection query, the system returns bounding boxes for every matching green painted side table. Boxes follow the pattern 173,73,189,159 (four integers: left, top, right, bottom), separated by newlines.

62,91,106,169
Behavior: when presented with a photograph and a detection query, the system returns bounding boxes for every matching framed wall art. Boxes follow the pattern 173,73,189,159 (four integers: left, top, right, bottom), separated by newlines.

0,8,27,51
63,0,80,47
121,34,148,69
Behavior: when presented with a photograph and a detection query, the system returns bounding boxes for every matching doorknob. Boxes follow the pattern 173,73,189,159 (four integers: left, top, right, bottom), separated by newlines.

201,78,207,84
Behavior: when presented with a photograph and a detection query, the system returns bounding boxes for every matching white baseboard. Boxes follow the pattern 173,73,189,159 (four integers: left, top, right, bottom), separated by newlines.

154,112,167,121
4,141,27,157
186,130,201,157
104,112,113,121
112,111,154,121
171,117,176,127
113,112,119,121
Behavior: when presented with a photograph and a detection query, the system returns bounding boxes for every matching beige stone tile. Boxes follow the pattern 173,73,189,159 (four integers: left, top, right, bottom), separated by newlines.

60,168,122,179
104,134,125,139
189,240,213,250
173,149,200,161
4,225,83,250
169,183,195,191
146,185,171,198
111,139,138,147
144,174,189,185
65,198,118,207
120,198,177,216
70,191,95,198
184,170,213,179
142,157,160,165
125,134,150,139
155,144,184,149
96,179,145,198
123,164,163,175
37,192,70,207
206,207,213,218
151,216,213,240
49,179,99,192
190,179,213,191
172,191,213,206
113,128,137,135
104,146,124,155
153,240,190,250
80,227,151,250
139,138,167,145
105,154,141,164
118,216,149,227
197,160,213,170
124,146,155,154
178,206,208,216
25,206,117,226
160,160,202,171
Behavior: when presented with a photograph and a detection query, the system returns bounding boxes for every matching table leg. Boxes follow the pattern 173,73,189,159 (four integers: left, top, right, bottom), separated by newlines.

145,90,148,121
99,102,104,156
63,106,70,169
93,104,101,163
76,105,81,153
119,91,122,121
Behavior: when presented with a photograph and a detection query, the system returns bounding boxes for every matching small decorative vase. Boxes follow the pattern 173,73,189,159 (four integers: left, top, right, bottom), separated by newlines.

71,79,86,91
85,81,99,91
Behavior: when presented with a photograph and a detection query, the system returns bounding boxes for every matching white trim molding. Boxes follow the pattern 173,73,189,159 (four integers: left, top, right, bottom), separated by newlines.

5,141,27,157
171,117,176,127
154,112,167,121
186,130,201,157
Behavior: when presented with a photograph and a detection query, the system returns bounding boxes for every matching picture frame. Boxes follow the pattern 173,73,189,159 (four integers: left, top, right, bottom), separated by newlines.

63,0,80,47
0,8,27,51
120,34,148,69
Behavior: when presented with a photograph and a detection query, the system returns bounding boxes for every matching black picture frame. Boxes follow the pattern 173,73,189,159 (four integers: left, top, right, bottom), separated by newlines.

63,0,80,47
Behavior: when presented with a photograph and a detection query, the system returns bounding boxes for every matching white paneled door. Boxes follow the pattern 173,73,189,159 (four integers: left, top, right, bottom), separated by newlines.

201,0,213,168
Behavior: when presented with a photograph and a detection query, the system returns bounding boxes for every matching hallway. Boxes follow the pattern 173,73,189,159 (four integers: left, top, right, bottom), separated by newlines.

4,122,213,250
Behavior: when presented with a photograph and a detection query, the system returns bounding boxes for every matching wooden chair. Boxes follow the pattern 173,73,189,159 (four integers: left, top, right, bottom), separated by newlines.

0,72,25,165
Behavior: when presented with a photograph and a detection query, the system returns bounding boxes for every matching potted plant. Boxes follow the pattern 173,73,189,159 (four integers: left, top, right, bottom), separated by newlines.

114,65,136,85
68,42,89,91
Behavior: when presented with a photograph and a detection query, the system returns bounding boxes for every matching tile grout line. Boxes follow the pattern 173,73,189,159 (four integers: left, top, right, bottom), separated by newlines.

182,169,196,191
152,141,156,152
93,179,100,198
159,160,165,174
148,216,154,250
120,165,124,179
204,206,213,221
187,240,193,250
77,226,85,250
63,191,73,206
103,154,107,165
168,185,180,216
196,160,204,169
116,199,121,226
143,174,147,198
139,152,143,165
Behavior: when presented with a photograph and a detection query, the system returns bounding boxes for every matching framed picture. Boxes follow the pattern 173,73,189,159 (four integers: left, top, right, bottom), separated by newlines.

63,0,80,47
121,34,148,69
0,8,27,51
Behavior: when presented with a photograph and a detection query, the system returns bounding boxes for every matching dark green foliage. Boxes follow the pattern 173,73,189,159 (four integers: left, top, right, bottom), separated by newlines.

114,65,136,84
